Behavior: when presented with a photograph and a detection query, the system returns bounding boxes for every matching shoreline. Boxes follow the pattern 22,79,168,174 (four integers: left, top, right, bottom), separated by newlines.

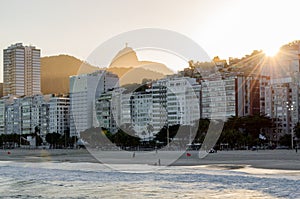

0,149,299,171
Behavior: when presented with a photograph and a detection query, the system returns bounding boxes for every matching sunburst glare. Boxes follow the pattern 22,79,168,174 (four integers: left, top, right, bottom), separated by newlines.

263,47,280,57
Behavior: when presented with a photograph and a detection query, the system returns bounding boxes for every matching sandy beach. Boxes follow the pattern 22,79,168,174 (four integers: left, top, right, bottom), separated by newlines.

0,148,299,170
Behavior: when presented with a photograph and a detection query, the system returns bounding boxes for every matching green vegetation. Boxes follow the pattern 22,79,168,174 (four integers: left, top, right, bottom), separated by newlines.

2,114,294,150
45,130,77,149
77,114,289,150
0,132,42,148
216,115,273,149
80,127,140,149
0,127,77,149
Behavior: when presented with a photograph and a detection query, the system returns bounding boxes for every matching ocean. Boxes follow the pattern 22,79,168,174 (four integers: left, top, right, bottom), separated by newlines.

0,161,299,199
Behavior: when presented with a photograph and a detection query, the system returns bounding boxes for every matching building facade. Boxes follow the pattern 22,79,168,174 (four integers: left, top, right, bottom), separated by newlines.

130,91,153,138
264,76,299,143
150,79,168,133
235,75,270,117
47,95,70,134
200,74,271,120
96,92,117,133
1,95,43,135
165,77,200,126
0,95,70,142
70,71,119,137
3,43,41,96
201,77,235,120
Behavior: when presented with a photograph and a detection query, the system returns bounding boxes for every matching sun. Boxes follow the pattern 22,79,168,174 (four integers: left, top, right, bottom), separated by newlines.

263,47,280,57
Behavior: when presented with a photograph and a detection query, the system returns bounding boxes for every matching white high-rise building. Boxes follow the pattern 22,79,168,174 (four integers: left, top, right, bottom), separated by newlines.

3,43,41,96
96,92,117,133
0,97,9,135
94,76,201,139
150,80,168,133
0,94,71,143
70,71,119,137
1,95,44,135
130,91,153,138
47,95,70,135
165,77,200,126
201,74,270,120
201,77,235,120
147,76,201,133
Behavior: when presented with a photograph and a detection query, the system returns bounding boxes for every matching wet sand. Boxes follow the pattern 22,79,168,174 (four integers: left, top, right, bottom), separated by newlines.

0,149,299,170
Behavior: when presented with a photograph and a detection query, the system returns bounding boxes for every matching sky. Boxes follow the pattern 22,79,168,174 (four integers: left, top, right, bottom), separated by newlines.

1,0,300,80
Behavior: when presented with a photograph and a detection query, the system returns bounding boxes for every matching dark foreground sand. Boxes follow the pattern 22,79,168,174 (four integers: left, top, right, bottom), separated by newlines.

0,149,299,170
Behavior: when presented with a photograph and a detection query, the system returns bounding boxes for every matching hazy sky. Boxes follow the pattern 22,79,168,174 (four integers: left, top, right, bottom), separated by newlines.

1,0,300,81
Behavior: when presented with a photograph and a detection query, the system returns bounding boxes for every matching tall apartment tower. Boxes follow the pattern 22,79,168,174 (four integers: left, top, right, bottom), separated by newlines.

3,43,41,96
69,71,119,137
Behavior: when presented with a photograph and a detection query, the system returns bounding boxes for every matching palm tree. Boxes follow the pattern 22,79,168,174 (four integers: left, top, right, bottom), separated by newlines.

141,131,147,142
194,118,210,143
146,123,154,140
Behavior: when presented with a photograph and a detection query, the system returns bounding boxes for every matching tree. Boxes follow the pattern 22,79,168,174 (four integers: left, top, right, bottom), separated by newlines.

188,60,195,70
221,114,274,148
187,60,196,78
243,114,273,139
101,128,114,142
194,118,210,143
279,134,291,147
294,122,300,139
146,123,154,139
224,114,273,140
0,134,21,148
224,116,242,131
45,133,61,148
153,124,180,146
141,131,147,141
60,128,75,148
119,123,136,137
218,129,244,149
112,129,140,148
34,126,43,147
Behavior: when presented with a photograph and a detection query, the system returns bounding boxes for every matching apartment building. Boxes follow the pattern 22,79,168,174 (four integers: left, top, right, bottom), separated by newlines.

3,43,40,96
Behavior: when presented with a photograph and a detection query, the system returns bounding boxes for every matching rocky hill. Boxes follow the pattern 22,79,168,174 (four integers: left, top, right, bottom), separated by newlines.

41,51,169,94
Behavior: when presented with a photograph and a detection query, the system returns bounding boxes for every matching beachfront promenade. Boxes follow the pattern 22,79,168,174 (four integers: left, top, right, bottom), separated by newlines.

0,149,299,170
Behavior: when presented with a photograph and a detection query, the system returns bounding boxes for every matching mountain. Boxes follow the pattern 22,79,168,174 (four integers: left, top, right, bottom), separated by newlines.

41,51,168,94
41,55,98,94
109,46,174,76
107,67,165,85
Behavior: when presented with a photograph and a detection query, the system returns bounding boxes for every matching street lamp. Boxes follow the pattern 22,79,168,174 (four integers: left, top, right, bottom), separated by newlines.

167,121,169,146
286,101,295,149
274,103,280,146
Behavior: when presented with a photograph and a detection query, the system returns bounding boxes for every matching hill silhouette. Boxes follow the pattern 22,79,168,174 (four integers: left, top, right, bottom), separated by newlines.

109,46,174,76
41,55,98,94
41,51,168,94
107,67,164,85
